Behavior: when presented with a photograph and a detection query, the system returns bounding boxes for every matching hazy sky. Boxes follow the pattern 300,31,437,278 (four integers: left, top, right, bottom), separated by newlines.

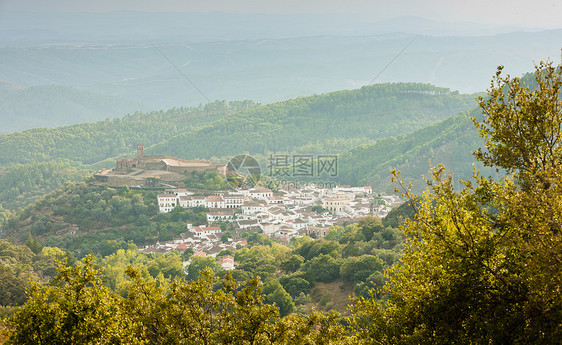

1,0,561,29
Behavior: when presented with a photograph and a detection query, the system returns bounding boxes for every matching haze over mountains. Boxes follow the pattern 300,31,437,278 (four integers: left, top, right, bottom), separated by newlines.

0,12,541,44
1,11,561,132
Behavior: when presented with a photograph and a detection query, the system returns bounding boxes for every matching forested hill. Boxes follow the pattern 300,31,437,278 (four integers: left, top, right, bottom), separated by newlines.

146,83,477,159
0,83,475,167
334,109,500,193
0,101,257,165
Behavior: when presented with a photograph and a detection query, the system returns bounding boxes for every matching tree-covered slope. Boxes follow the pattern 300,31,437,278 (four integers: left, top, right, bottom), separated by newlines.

0,161,91,222
145,83,477,159
334,109,499,193
332,70,544,192
0,84,475,217
0,101,256,165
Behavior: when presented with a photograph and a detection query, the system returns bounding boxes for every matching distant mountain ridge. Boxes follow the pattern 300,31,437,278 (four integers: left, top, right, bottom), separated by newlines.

1,29,560,110
0,12,542,45
144,83,476,160
0,84,150,133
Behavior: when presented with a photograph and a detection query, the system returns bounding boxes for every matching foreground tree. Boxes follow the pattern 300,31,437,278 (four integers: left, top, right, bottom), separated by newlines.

124,267,280,344
474,61,562,181
6,256,352,344
349,62,562,344
5,255,138,344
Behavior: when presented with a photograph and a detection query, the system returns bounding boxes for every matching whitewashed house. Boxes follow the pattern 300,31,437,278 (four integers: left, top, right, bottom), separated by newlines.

157,193,177,213
191,226,222,238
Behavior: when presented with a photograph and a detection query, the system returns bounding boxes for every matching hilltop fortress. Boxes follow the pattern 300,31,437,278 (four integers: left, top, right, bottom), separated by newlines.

95,143,227,187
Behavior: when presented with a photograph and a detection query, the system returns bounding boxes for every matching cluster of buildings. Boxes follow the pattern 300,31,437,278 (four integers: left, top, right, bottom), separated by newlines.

101,144,405,271
140,225,244,271
144,184,403,268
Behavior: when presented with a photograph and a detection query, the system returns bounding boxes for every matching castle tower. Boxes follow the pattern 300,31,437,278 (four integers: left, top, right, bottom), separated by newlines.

137,143,145,168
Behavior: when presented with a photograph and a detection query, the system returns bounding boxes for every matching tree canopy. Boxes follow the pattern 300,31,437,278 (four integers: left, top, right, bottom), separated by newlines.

350,61,562,344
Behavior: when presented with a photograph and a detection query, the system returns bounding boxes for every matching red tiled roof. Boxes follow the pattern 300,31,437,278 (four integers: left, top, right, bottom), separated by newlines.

194,226,222,232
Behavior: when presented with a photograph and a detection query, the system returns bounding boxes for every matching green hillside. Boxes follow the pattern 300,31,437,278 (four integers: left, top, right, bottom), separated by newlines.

0,83,475,167
334,109,499,193
0,83,475,217
0,161,91,221
147,83,477,159
0,101,257,165
0,179,407,318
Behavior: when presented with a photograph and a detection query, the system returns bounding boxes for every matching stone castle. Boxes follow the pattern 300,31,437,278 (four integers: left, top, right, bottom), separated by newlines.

115,143,227,176
95,143,227,187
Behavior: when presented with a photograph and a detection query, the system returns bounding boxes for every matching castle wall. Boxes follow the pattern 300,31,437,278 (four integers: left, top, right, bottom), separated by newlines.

116,158,138,170
144,160,167,170
167,165,219,175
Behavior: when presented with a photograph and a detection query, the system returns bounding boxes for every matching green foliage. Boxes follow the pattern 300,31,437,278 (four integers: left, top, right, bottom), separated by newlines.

311,205,329,214
180,247,195,261
0,240,68,307
297,239,342,261
339,255,383,283
124,266,291,344
5,255,136,344
303,254,341,283
0,263,29,306
349,62,562,344
0,161,91,215
0,83,477,219
279,273,312,298
0,101,251,215
279,254,304,273
235,245,290,281
335,109,501,194
220,232,233,243
357,216,383,241
186,256,221,281
475,61,562,181
324,225,348,241
0,105,228,166
243,232,273,247
266,285,295,317
1,183,206,256
381,201,416,228
3,211,407,342
184,171,233,190
6,255,352,344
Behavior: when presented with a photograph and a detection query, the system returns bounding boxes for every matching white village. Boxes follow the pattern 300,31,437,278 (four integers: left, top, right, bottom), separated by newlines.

144,184,403,271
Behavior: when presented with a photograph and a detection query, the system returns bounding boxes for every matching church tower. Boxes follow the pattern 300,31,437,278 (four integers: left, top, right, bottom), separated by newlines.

137,143,145,168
